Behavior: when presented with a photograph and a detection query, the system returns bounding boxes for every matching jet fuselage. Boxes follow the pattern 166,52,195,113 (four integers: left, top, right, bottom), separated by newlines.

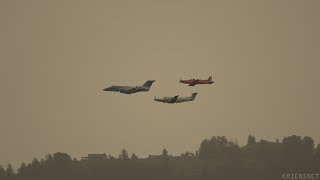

103,80,155,94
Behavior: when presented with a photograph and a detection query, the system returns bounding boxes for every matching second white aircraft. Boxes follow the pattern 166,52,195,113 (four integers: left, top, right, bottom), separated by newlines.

154,93,198,104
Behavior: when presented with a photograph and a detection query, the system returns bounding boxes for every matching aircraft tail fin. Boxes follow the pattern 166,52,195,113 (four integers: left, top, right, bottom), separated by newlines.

208,76,212,81
143,80,155,88
191,93,198,101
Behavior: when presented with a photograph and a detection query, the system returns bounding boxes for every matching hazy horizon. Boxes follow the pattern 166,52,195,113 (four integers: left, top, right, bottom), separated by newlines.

1,0,320,168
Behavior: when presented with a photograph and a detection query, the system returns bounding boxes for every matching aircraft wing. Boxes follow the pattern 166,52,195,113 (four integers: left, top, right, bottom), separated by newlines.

189,80,199,86
169,95,179,103
123,86,138,94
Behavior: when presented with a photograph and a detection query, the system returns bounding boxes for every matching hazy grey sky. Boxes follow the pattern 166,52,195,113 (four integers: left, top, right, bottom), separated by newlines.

1,0,320,168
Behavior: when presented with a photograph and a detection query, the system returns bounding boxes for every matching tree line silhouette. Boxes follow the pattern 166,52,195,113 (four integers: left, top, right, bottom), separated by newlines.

1,135,320,180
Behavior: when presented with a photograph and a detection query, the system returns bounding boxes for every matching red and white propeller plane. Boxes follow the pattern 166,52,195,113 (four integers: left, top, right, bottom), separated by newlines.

179,76,214,86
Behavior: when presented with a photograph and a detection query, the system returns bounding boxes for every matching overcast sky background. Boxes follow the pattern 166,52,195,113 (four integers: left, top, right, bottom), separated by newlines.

1,0,320,168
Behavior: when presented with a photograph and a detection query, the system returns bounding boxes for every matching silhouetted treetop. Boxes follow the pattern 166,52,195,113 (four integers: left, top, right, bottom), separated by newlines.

247,135,256,145
5,164,14,177
53,152,72,162
199,136,239,159
119,149,129,160
162,148,168,157
0,165,5,177
131,153,138,160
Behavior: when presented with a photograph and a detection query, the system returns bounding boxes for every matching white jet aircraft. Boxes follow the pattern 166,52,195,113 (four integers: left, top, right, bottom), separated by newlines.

103,80,155,94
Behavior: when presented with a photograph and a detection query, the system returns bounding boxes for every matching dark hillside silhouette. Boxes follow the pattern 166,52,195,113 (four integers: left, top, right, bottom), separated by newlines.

1,135,320,180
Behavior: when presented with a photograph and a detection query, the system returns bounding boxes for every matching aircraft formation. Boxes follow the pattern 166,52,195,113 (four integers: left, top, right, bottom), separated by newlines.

103,76,214,104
